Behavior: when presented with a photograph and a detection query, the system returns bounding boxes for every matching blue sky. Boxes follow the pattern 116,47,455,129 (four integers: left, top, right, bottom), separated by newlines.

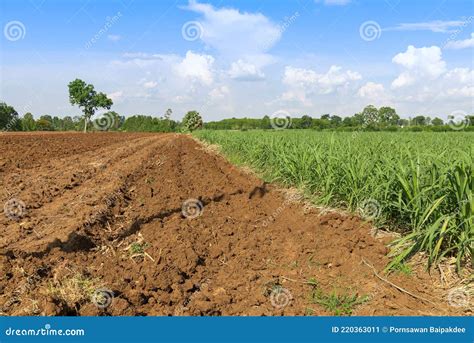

1,0,473,121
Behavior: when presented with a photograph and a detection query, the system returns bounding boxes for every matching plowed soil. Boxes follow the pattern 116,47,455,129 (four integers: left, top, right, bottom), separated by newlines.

0,132,467,316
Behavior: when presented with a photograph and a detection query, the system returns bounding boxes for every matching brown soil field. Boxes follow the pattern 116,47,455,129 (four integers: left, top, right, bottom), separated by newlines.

0,132,468,316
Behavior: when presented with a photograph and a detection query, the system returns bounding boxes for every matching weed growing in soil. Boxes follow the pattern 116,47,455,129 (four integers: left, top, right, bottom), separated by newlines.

125,234,154,261
391,262,413,276
310,288,369,316
48,272,100,308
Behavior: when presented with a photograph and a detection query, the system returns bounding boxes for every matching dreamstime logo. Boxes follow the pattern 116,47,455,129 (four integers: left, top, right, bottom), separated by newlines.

4,21,26,41
358,199,381,220
447,287,470,308
92,111,115,131
448,110,469,131
443,15,473,48
181,21,203,41
270,286,292,309
270,110,292,130
261,11,300,50
182,198,203,219
359,21,381,41
4,198,26,220
84,12,122,50
91,288,114,309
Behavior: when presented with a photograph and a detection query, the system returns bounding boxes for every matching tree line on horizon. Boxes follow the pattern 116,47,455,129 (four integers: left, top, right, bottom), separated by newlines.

2,101,473,133
1,79,473,133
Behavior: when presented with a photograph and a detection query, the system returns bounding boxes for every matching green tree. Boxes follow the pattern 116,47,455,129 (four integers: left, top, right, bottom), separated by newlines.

379,106,400,126
300,115,313,129
182,110,203,132
330,115,342,127
467,115,474,126
398,118,409,127
431,117,444,126
164,108,172,120
36,118,54,131
342,116,355,127
68,79,113,132
412,115,427,126
360,105,379,127
21,112,36,131
0,102,21,131
321,114,331,121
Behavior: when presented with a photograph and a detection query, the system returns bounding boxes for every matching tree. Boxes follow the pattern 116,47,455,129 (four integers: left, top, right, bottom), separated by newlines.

321,114,331,121
379,106,399,126
398,118,409,127
342,116,355,127
300,115,312,129
468,115,474,126
61,116,75,131
164,108,172,120
182,110,203,132
21,112,36,131
330,115,342,127
431,117,444,126
0,102,21,131
412,115,427,126
68,79,113,132
36,118,54,131
360,105,379,127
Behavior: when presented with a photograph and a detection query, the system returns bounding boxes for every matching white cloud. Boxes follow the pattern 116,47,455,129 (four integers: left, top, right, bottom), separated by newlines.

182,0,281,57
391,45,446,88
385,20,467,33
445,86,474,98
387,45,473,114
357,82,385,98
228,60,265,81
441,68,474,98
445,33,474,49
279,65,361,107
174,51,215,86
283,65,361,95
107,34,121,42
142,81,158,89
209,85,230,99
444,68,474,83
108,91,123,102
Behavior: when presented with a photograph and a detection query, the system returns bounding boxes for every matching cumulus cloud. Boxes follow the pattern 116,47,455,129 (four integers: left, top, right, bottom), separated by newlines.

283,65,361,95
279,65,361,107
208,85,230,99
391,45,446,88
174,51,215,86
357,82,385,98
388,45,473,111
228,60,265,81
182,0,281,57
445,33,474,49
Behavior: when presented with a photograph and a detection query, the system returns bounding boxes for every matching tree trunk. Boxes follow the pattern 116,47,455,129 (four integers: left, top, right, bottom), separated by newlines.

83,117,87,133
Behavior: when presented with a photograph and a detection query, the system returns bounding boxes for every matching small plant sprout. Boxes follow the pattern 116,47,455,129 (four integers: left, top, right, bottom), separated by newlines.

124,233,155,262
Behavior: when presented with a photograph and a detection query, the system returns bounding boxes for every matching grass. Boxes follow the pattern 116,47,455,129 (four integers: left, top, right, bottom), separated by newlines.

47,272,100,307
195,130,473,271
308,280,369,316
391,262,413,275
